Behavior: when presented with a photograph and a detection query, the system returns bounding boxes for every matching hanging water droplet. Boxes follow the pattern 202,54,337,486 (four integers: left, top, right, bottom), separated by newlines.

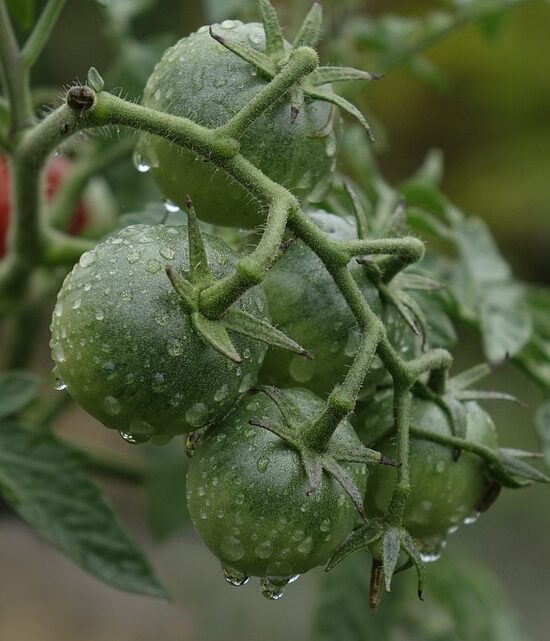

163,199,180,213
133,150,151,173
79,250,97,268
52,368,67,390
463,511,480,525
119,431,150,445
260,577,284,600
223,566,249,586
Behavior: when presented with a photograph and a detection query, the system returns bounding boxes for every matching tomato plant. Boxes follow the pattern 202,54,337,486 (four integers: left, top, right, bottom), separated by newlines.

0,0,549,637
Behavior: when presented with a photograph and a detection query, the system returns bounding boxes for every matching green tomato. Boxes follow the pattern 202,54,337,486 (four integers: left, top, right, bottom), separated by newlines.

362,395,498,539
259,210,417,397
186,388,366,595
137,21,337,228
50,224,267,441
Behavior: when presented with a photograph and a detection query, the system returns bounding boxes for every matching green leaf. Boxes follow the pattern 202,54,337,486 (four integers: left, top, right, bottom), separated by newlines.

535,399,550,469
514,288,550,390
0,422,166,597
144,440,190,541
454,217,511,283
96,0,153,35
382,527,401,591
494,449,550,487
7,0,35,30
0,371,41,419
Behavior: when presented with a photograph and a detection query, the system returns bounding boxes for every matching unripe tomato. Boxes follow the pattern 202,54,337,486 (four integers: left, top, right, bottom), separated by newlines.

259,211,418,396
138,21,338,228
362,395,498,539
187,388,366,594
50,224,268,441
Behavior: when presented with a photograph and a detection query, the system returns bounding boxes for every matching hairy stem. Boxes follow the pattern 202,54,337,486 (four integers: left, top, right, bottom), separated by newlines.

387,386,412,526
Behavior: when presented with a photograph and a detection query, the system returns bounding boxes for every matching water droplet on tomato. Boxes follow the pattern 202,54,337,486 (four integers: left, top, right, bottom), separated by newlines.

223,566,249,586
133,151,151,173
220,20,237,29
103,396,121,415
163,199,180,213
79,250,96,268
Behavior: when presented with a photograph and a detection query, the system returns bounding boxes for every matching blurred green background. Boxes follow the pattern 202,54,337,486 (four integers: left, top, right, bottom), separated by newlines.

1,0,549,639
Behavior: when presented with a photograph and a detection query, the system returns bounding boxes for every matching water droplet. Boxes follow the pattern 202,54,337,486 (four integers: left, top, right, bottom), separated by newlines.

84,283,92,292
103,396,121,415
185,402,210,428
239,373,254,393
52,369,67,390
221,19,237,29
436,461,445,473
297,536,313,555
255,540,273,559
119,431,150,445
464,511,480,525
223,566,249,586
154,310,170,326
79,250,96,268
289,355,315,383
214,383,229,402
101,361,116,378
163,199,180,213
256,457,269,473
197,25,209,34
146,259,161,273
121,289,133,301
248,32,262,45
53,343,66,363
167,337,184,356
94,308,105,321
160,246,175,260
133,150,151,173
129,418,154,436
320,518,331,533
53,301,63,317
260,577,284,600
221,535,244,562
126,251,140,264
152,372,165,392
72,298,81,310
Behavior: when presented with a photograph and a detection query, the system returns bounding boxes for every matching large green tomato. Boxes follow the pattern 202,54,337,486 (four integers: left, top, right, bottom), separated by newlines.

361,394,498,539
259,210,418,397
137,21,337,228
186,388,366,598
50,224,267,442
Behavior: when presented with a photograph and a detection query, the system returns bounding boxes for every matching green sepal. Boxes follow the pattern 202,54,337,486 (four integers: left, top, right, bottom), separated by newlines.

257,385,309,427
289,86,304,124
382,527,401,592
310,66,383,86
490,449,550,487
400,531,425,600
185,195,214,288
248,418,300,449
322,455,367,519
306,88,375,142
454,390,526,407
394,272,443,292
257,0,285,56
209,26,276,78
292,2,323,50
165,266,195,310
222,306,311,357
325,520,384,571
191,312,243,363
302,450,323,496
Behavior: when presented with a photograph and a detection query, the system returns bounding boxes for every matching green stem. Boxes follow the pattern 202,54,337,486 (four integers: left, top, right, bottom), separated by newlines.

411,426,499,468
387,386,412,526
305,323,382,450
337,236,425,262
218,46,319,139
0,0,34,137
21,0,67,70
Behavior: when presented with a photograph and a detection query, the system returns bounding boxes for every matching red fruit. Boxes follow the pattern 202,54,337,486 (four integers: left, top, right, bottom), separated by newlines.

0,155,89,257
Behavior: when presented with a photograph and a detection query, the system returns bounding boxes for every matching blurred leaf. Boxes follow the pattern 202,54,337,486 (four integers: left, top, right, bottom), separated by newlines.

0,422,166,598
96,0,153,34
6,0,34,30
454,217,511,283
535,399,550,469
515,288,550,390
203,0,250,22
313,551,532,641
0,371,41,419
412,291,457,349
144,440,190,541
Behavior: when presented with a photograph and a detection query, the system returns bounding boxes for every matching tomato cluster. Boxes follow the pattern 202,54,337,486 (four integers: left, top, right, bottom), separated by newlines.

50,15,504,601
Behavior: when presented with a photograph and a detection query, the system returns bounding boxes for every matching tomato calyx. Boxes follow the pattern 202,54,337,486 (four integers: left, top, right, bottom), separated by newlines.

209,1,381,140
165,196,309,363
248,386,398,519
326,517,425,613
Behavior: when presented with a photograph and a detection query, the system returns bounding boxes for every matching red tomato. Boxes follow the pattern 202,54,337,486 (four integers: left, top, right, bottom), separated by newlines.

0,155,89,256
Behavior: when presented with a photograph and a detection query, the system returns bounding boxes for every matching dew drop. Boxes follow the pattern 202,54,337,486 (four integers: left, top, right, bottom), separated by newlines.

119,431,150,445
160,246,175,260
52,369,67,390
248,32,262,45
289,356,315,383
146,259,161,273
214,383,229,402
197,25,209,34
464,511,480,525
220,19,237,29
126,252,140,264
255,540,273,559
221,535,244,562
79,250,97,268
53,301,63,317
167,337,184,356
185,402,210,428
223,566,249,586
297,536,313,555
256,457,269,473
53,343,66,363
72,298,81,310
103,395,121,415
133,150,151,173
